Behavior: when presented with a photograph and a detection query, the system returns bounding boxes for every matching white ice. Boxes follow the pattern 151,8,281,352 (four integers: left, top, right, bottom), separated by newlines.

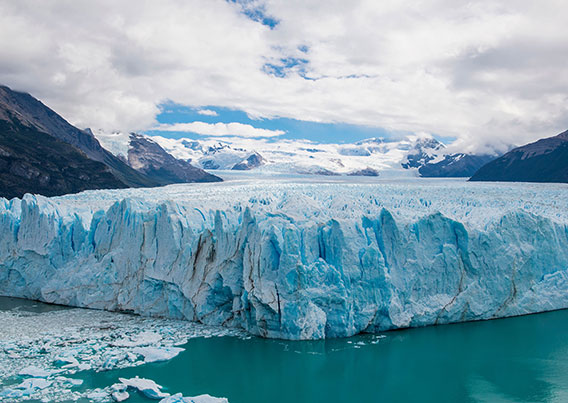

133,346,185,363
2,178,568,341
119,376,170,399
0,302,241,402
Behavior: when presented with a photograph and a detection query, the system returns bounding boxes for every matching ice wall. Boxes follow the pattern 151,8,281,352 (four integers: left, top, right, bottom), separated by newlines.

1,181,568,340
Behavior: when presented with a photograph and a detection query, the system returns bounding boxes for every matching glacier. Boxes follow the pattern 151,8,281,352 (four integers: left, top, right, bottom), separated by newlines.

1,178,568,340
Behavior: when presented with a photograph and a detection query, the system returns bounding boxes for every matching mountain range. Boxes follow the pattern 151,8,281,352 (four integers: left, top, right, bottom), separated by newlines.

470,129,568,183
98,131,495,178
0,85,220,199
6,83,566,200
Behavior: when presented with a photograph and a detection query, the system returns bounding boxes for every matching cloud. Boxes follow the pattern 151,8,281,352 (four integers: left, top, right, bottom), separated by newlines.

196,109,219,116
153,121,285,137
0,0,566,153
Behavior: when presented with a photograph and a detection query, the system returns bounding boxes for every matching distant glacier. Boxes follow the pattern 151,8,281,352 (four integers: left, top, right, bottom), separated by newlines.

1,178,568,340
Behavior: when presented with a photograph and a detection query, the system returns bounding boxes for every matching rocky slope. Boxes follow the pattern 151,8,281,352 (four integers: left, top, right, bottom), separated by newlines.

125,134,221,184
0,85,154,189
0,85,221,198
470,130,568,183
0,118,126,199
419,154,495,178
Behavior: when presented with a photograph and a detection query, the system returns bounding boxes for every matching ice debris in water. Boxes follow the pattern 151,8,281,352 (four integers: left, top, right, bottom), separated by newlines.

160,392,229,403
0,303,243,402
117,377,228,402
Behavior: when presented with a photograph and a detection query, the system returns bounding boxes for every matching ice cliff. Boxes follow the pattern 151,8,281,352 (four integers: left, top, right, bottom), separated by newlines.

1,180,568,340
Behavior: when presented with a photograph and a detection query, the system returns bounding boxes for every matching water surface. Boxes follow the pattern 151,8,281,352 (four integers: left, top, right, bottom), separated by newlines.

79,310,568,403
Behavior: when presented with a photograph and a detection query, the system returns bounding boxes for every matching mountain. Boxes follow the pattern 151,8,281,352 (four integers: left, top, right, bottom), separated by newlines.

400,137,445,169
0,85,221,199
0,117,126,199
0,86,134,199
419,154,495,178
94,131,222,184
470,130,568,183
152,134,487,177
0,85,155,189
231,152,265,170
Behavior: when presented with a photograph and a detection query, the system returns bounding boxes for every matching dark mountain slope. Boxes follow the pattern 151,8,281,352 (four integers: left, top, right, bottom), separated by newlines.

0,85,156,188
0,117,126,199
470,130,568,183
127,134,222,184
419,154,495,178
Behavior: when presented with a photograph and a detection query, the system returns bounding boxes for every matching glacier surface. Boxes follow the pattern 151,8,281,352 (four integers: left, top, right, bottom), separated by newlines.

1,178,568,340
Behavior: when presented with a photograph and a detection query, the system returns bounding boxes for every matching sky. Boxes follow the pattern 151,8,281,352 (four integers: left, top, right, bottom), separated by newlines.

0,0,567,154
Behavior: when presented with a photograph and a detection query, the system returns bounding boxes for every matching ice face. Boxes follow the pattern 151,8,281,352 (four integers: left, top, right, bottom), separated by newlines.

1,178,568,340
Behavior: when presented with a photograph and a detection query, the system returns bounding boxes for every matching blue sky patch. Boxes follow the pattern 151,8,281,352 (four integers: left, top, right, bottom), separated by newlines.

262,57,309,78
227,0,279,28
144,102,444,144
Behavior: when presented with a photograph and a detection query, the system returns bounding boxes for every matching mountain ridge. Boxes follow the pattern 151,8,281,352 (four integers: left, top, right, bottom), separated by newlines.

470,129,568,183
0,85,221,199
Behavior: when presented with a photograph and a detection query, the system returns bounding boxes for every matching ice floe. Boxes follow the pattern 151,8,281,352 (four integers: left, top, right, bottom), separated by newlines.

0,300,241,402
119,376,170,399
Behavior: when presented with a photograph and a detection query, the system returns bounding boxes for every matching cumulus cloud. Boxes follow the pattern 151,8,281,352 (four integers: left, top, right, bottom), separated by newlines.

0,0,566,152
153,121,285,137
196,109,219,116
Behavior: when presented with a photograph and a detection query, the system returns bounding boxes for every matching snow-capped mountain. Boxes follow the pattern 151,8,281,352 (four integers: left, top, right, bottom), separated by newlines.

94,130,494,178
93,131,221,184
152,134,493,177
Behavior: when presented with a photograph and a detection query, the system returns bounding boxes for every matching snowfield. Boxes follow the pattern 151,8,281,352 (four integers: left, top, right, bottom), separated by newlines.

1,176,568,340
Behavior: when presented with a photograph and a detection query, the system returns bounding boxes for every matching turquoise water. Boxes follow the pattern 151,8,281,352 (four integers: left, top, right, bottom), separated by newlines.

76,310,568,403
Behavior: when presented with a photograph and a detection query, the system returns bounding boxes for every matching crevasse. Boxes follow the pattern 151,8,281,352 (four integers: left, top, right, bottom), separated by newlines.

1,181,568,340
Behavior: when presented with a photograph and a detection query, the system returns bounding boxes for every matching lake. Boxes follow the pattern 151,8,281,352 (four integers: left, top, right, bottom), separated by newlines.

75,309,568,403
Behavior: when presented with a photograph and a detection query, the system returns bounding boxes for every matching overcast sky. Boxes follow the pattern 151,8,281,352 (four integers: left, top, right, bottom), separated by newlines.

1,0,567,153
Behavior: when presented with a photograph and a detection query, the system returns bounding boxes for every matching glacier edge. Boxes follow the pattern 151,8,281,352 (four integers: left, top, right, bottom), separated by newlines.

1,184,568,340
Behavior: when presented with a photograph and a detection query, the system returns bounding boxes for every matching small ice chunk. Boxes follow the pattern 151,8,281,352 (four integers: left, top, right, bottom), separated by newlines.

187,395,229,403
160,394,190,403
18,366,53,378
54,354,79,367
112,390,130,402
17,378,52,390
111,383,128,392
87,389,110,401
114,331,162,347
0,388,24,399
102,355,122,370
132,346,185,363
159,393,229,403
120,376,169,399
55,376,83,386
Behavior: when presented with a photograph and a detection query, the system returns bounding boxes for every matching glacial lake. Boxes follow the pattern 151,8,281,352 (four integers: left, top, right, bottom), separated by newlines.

73,309,568,403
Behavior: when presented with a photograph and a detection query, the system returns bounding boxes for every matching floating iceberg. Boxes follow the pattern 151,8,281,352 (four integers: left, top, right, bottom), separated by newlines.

18,366,55,378
1,180,568,340
133,346,185,363
160,392,229,403
119,376,169,399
